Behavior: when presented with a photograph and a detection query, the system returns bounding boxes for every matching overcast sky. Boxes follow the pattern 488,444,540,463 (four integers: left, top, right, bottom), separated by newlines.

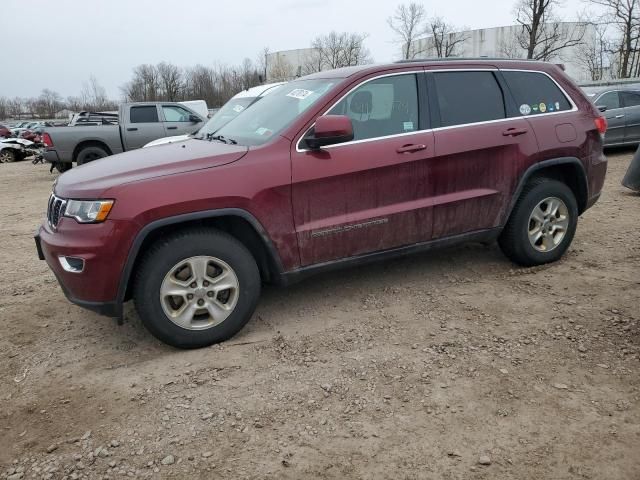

2,0,590,99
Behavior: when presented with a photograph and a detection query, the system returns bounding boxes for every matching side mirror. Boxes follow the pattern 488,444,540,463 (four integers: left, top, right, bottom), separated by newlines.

597,105,607,113
305,115,354,150
189,114,202,123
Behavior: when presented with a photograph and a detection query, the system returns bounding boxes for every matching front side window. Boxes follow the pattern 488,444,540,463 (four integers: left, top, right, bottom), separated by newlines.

621,91,640,107
130,106,159,123
327,74,420,141
162,105,192,122
211,79,337,146
434,71,506,127
596,92,620,110
502,71,572,116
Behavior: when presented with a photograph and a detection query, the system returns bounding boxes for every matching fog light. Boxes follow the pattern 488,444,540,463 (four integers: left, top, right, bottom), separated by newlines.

58,256,85,273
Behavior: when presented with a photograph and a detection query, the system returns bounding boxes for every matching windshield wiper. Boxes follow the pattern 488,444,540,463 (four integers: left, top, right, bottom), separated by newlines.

207,134,237,145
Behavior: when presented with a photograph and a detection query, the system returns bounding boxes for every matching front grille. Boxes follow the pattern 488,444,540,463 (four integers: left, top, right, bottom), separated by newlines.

47,194,67,229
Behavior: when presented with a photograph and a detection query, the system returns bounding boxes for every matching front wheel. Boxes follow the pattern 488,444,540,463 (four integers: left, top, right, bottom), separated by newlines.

54,162,72,173
0,149,16,163
133,229,261,349
499,178,578,266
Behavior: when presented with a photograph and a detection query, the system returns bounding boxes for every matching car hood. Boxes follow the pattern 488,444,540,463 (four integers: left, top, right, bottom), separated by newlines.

55,139,248,198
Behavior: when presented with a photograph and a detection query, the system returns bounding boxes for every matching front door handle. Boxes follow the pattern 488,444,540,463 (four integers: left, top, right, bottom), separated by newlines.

396,143,427,154
127,127,138,132
502,127,528,137
615,114,625,119
166,126,178,130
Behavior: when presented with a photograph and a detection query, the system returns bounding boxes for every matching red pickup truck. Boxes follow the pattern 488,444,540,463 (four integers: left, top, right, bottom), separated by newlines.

35,59,607,349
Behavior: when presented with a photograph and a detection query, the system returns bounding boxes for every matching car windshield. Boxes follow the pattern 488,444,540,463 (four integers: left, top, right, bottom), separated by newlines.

208,79,338,146
195,97,259,138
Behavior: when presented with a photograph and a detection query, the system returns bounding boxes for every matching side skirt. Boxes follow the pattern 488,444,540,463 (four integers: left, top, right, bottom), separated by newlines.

278,227,503,286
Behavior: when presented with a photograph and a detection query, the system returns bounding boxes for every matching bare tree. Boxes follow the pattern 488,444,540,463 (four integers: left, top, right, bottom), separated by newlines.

575,23,610,80
388,2,428,59
257,47,270,82
426,17,469,57
157,63,183,101
514,0,586,60
498,30,525,58
590,0,640,77
307,31,372,73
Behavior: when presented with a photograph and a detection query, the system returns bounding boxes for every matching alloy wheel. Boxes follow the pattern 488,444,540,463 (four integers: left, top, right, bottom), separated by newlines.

527,196,570,253
160,256,240,330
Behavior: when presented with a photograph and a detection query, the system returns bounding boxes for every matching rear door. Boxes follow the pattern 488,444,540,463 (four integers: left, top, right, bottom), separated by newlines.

161,104,203,137
594,91,625,145
124,105,166,150
620,90,640,143
291,71,435,266
426,69,539,239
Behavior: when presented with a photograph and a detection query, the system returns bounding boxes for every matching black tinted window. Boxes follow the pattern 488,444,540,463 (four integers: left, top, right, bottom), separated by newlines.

596,91,620,110
621,91,640,107
130,106,159,123
502,71,572,116
433,72,505,127
328,74,420,141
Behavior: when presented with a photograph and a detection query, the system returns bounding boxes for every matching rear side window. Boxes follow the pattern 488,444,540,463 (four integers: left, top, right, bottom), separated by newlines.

130,106,159,123
621,91,640,107
328,74,420,141
502,71,572,116
596,91,620,110
433,71,506,127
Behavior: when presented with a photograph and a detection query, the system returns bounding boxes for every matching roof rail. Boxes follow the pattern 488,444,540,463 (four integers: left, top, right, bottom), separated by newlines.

394,57,542,63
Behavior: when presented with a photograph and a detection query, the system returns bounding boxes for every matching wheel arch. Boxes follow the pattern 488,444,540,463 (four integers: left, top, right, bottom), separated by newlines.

72,140,112,162
505,157,589,224
119,209,285,306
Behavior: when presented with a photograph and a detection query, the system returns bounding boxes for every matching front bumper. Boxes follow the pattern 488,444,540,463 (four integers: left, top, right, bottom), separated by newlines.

35,217,136,318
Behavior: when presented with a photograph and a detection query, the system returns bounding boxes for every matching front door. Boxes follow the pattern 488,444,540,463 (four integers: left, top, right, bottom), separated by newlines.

426,69,539,239
161,104,202,137
291,72,435,266
620,90,640,143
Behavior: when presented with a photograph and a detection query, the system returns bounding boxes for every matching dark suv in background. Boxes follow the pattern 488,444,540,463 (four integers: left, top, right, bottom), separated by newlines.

36,59,608,348
583,85,640,146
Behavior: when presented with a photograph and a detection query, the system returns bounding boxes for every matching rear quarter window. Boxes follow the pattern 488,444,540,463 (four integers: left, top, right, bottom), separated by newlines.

502,71,572,116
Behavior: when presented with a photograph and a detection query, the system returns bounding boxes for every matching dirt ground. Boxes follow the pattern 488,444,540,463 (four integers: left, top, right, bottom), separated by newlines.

0,152,638,480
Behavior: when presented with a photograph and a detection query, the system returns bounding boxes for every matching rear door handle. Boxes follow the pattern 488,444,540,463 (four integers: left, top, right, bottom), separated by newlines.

396,144,427,154
502,127,528,137
166,126,178,130
615,114,625,119
127,127,138,132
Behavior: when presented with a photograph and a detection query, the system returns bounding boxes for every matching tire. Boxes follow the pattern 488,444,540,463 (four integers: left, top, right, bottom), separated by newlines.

55,162,72,173
133,228,261,349
499,178,578,267
76,145,108,165
0,148,16,163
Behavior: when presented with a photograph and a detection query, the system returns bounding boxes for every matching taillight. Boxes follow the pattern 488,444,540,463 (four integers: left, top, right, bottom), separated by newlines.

42,132,53,147
595,116,607,134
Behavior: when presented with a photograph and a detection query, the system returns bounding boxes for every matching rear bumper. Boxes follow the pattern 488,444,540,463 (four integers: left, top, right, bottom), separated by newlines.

35,218,136,318
43,149,63,163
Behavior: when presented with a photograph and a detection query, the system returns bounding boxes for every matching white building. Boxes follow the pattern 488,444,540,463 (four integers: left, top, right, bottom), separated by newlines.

410,22,598,83
266,48,317,81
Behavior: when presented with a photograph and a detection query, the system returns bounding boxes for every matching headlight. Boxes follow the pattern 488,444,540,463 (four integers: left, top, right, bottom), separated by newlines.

64,199,114,223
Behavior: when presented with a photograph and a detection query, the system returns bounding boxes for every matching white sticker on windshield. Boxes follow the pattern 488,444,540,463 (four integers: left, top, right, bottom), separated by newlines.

403,121,414,131
286,89,313,100
232,105,245,113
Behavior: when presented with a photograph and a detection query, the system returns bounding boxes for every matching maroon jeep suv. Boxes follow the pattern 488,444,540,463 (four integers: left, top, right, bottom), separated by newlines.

35,59,608,348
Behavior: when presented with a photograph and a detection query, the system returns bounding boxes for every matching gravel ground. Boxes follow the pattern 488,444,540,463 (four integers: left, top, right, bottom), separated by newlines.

0,152,638,480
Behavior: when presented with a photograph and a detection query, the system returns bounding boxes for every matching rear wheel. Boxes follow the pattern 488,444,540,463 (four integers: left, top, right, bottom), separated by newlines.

0,149,16,163
76,145,108,165
499,178,578,266
133,229,261,349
